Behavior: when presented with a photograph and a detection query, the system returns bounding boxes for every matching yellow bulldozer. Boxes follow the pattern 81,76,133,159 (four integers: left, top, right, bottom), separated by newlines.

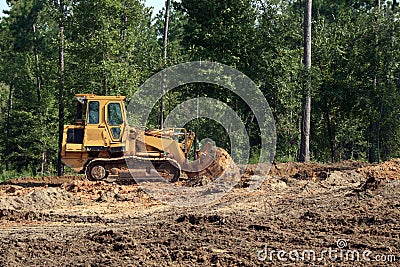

61,94,225,182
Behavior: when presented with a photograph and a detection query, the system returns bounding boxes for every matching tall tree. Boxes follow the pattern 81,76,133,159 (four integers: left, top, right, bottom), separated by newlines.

299,0,312,162
160,0,171,128
57,0,65,176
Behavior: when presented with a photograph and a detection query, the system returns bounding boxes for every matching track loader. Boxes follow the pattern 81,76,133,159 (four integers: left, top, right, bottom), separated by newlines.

61,94,225,182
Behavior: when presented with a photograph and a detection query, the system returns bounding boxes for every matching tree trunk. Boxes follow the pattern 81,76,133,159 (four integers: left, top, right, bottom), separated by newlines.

33,23,42,117
103,72,108,96
299,0,312,162
33,23,46,175
160,0,171,128
163,0,171,65
374,0,381,163
7,82,13,127
121,11,127,46
325,109,335,162
6,81,14,171
57,0,65,177
368,123,377,163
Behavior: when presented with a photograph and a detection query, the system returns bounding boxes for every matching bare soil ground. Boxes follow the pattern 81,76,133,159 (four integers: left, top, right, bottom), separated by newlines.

0,160,399,266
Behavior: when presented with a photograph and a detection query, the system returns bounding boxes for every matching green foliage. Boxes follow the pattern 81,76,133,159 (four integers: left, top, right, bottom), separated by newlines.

155,0,190,65
0,168,32,182
0,0,400,179
67,0,160,97
254,2,304,162
181,0,258,70
312,3,400,162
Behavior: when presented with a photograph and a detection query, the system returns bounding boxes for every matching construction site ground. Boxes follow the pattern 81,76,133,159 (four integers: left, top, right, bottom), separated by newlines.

0,159,399,266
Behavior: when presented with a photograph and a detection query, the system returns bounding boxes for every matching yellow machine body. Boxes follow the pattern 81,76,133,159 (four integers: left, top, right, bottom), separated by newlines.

61,94,202,181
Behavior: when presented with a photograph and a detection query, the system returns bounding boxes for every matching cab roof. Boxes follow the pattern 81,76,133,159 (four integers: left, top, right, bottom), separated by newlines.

75,94,126,101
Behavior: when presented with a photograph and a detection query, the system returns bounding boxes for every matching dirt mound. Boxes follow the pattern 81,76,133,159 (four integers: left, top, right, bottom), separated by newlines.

61,180,157,206
269,160,368,180
354,159,400,191
0,187,81,211
259,176,289,190
269,161,324,178
62,180,122,200
320,171,361,187
357,158,400,181
0,185,34,197
184,147,240,187
236,160,368,188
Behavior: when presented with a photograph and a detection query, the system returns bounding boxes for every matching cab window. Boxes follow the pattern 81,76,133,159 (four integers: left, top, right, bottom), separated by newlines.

108,103,123,126
88,101,99,124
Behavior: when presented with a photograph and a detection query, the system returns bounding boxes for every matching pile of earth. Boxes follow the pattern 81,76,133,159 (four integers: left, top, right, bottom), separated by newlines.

354,158,400,190
268,160,369,180
61,180,154,204
235,160,368,189
357,158,400,181
184,147,240,187
0,187,80,211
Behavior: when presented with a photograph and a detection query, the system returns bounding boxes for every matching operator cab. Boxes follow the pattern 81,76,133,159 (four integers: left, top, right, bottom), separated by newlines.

67,94,126,147
62,94,127,173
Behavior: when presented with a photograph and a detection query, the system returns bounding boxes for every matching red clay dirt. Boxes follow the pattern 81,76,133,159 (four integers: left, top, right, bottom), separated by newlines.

0,159,399,266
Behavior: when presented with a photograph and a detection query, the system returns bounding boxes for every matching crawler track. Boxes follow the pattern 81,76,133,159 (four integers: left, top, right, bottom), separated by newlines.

85,156,181,182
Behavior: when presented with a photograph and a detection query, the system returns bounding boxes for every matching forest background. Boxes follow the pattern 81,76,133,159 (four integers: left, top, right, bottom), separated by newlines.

0,0,399,179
